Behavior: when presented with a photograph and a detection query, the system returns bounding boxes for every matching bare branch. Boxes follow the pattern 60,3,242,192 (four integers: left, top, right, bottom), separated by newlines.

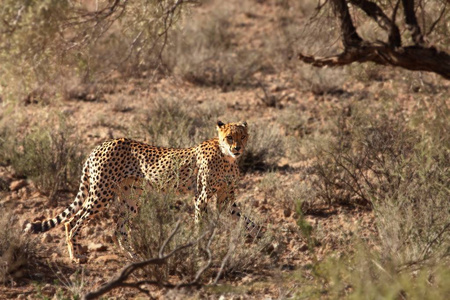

299,0,450,79
331,0,363,48
299,45,450,79
402,0,425,45
426,2,447,37
83,221,213,300
192,229,215,283
421,221,450,260
349,0,402,47
310,0,330,20
158,220,182,258
2,5,25,34
214,234,236,284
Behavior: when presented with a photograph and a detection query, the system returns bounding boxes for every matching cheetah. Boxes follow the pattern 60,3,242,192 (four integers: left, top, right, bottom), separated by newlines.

26,121,256,263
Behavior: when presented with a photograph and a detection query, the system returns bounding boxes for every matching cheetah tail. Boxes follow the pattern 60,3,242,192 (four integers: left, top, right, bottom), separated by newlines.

25,160,90,234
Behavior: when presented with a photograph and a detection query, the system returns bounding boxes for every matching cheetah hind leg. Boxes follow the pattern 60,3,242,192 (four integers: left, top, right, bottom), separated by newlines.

65,215,88,264
65,191,115,263
229,203,264,239
115,179,142,259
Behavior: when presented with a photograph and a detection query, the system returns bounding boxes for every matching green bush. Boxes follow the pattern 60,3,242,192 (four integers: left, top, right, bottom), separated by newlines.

0,116,84,205
0,0,193,103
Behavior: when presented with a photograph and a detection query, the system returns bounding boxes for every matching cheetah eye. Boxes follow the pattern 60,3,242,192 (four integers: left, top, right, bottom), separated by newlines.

226,136,233,141
241,135,246,140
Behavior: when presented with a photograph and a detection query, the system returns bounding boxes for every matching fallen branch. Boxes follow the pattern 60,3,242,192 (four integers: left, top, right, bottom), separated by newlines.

82,221,215,300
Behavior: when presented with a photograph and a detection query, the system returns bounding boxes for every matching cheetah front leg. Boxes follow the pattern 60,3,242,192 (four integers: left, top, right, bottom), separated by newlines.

194,172,213,224
194,187,212,224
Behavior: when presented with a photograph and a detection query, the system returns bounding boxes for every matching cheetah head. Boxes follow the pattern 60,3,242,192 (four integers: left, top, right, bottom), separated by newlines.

217,121,249,159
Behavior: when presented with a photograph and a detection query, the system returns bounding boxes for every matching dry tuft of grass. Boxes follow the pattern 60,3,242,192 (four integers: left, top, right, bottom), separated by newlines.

139,96,221,148
240,122,286,172
0,212,38,284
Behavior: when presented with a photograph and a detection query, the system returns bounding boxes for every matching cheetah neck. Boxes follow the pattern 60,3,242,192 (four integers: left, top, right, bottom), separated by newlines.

215,138,238,164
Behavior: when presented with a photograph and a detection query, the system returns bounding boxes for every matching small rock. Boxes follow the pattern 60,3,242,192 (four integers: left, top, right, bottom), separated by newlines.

96,254,120,263
88,243,107,252
283,208,292,218
41,233,53,243
10,179,27,191
287,93,296,101
61,108,75,115
41,283,55,296
87,227,95,235
269,84,285,92
17,187,28,198
102,235,114,244
299,243,309,252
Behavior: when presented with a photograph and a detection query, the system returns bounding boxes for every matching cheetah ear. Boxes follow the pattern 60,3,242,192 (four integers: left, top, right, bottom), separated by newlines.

240,121,248,127
217,120,225,128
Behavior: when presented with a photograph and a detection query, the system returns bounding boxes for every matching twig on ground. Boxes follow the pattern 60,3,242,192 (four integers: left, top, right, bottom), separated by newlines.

82,220,214,300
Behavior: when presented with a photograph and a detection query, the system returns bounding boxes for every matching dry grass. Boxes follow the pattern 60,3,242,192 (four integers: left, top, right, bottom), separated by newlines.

168,0,272,92
0,211,37,284
137,96,223,149
240,122,286,172
129,187,276,285
0,0,449,298
287,97,450,297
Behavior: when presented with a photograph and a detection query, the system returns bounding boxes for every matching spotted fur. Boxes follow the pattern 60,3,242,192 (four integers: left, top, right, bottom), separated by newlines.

26,121,254,263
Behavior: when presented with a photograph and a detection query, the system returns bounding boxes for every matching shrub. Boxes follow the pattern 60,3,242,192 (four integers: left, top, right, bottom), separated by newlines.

0,0,193,103
129,185,275,284
0,116,85,205
291,249,450,300
309,103,450,266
